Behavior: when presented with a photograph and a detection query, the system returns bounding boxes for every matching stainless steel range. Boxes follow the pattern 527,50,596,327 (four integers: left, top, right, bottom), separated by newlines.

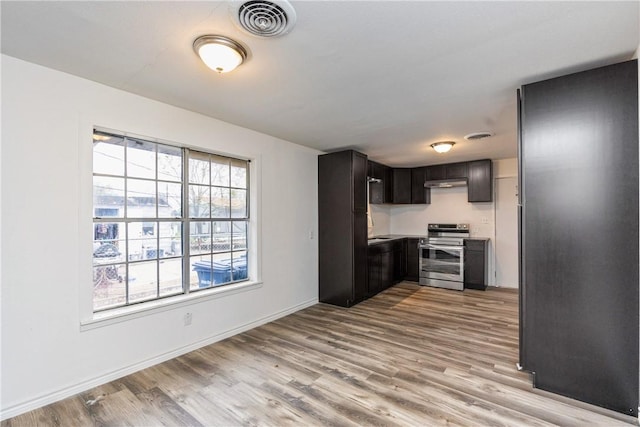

419,223,469,291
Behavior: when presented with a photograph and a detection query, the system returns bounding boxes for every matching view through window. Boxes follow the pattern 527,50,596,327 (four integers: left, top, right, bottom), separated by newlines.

92,130,249,311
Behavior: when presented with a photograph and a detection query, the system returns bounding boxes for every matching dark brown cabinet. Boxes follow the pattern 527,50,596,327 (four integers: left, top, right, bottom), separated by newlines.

410,167,430,204
367,238,408,296
392,239,405,282
319,150,368,307
368,161,393,204
392,168,412,204
405,238,420,281
467,160,492,202
367,250,381,297
353,152,368,212
446,162,468,179
368,160,490,205
367,242,393,296
427,162,468,181
464,239,488,290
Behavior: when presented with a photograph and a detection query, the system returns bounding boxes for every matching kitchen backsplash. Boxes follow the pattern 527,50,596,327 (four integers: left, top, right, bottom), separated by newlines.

369,186,495,238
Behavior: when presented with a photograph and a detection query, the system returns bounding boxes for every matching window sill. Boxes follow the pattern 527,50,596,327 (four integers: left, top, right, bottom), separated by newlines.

80,280,263,331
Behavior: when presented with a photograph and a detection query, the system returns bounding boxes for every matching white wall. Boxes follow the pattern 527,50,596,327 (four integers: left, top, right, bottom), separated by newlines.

0,55,320,418
382,159,518,286
369,204,391,236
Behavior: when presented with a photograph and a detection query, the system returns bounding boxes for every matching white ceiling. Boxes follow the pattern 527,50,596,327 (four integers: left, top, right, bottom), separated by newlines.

2,1,638,167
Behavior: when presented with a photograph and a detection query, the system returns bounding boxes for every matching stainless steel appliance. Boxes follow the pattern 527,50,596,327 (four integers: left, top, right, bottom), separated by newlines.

419,223,469,290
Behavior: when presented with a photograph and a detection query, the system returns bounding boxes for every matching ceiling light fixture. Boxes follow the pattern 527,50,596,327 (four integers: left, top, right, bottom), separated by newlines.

431,141,455,153
193,35,247,73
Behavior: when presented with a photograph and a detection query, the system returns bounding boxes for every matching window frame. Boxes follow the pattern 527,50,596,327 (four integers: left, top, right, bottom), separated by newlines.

91,129,252,313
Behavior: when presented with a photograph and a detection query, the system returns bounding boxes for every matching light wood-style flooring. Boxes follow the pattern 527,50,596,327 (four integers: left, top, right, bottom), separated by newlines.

2,283,634,426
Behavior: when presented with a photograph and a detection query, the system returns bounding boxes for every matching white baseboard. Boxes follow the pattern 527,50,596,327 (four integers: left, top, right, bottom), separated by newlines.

1,297,318,421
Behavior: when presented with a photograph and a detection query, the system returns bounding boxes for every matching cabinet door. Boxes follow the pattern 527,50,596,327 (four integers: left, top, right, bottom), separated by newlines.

353,212,368,302
411,167,430,204
381,250,394,290
464,249,486,289
392,168,412,204
426,165,445,181
446,162,468,179
468,160,492,202
393,243,405,282
369,161,391,205
370,181,384,205
353,151,368,212
384,166,394,203
405,238,420,281
367,252,381,296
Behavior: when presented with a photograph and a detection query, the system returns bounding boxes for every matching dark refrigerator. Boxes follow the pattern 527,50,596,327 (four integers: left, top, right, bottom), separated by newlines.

518,59,639,416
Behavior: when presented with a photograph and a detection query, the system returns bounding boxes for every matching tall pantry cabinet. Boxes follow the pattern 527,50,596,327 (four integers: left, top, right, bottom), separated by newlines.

318,150,368,307
519,59,638,416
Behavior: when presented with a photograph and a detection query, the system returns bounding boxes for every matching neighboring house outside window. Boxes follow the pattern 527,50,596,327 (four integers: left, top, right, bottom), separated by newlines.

92,130,250,312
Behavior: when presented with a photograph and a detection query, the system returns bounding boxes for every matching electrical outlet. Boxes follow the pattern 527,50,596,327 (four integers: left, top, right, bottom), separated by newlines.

481,217,489,224
184,312,192,326
309,230,314,240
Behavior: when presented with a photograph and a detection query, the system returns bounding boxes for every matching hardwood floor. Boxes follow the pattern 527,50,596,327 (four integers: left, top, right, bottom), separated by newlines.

3,283,634,426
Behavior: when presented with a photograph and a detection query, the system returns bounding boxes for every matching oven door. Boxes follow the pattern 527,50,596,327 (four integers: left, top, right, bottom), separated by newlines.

419,244,464,284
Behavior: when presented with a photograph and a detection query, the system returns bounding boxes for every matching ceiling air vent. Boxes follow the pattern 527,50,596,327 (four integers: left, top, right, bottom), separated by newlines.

232,0,297,38
464,132,493,141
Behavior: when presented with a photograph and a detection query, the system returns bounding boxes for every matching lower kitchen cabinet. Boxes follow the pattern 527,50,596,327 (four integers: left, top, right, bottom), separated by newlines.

405,238,420,281
464,239,488,290
368,239,406,297
367,237,485,298
392,240,405,282
367,243,392,296
367,251,382,297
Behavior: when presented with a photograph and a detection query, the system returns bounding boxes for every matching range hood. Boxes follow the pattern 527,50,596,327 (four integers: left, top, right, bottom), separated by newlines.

424,179,468,188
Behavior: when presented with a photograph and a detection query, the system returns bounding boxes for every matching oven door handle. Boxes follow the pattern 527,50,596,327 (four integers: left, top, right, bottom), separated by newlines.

422,244,464,251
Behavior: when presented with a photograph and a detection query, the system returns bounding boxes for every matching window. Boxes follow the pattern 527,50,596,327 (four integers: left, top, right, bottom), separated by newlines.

92,130,250,312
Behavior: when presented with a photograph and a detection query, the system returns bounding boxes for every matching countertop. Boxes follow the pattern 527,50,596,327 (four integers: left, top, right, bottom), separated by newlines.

368,234,490,245
367,234,426,245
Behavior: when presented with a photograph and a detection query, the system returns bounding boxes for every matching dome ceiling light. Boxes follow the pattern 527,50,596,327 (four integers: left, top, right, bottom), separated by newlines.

431,141,455,153
193,35,248,74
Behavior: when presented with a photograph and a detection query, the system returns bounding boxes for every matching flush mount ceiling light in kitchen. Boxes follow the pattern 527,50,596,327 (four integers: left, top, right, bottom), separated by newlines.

230,0,297,37
431,141,455,153
193,35,248,73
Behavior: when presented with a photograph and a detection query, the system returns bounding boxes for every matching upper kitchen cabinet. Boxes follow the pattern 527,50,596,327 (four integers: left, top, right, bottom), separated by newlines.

519,60,638,416
427,162,468,181
368,161,393,204
368,159,489,204
411,167,430,204
392,168,412,204
352,152,368,212
467,160,492,202
318,150,368,307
